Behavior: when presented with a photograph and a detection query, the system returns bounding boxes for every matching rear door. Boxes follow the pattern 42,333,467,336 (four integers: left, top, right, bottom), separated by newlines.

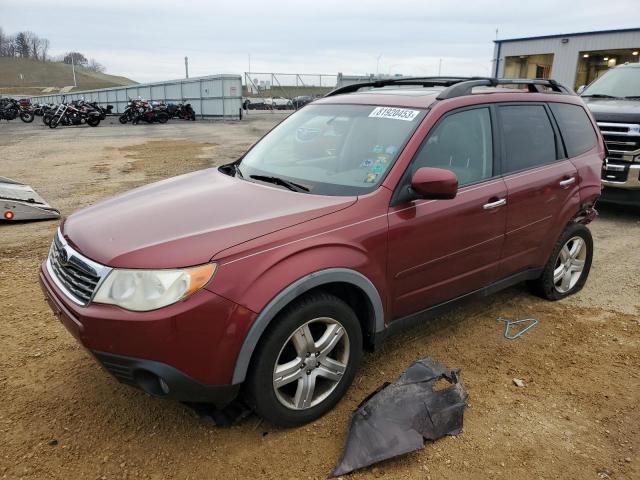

387,106,508,319
497,103,580,277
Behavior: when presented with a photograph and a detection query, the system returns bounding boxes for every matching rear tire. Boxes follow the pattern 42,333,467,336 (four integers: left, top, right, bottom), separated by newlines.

119,115,128,124
245,292,362,427
156,112,169,124
528,223,593,300
87,117,101,127
20,111,34,123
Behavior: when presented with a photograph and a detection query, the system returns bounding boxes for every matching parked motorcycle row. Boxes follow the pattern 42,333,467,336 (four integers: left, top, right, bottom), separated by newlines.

0,97,197,128
118,99,196,125
0,98,36,123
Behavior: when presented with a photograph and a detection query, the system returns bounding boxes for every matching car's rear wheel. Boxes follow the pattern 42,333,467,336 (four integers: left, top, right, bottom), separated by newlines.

245,292,362,427
528,223,593,300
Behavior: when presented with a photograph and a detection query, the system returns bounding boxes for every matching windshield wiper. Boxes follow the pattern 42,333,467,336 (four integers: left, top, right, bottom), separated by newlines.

581,94,621,99
249,175,310,192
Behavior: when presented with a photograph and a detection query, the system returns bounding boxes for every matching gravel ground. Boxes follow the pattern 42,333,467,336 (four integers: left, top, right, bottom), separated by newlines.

0,117,638,480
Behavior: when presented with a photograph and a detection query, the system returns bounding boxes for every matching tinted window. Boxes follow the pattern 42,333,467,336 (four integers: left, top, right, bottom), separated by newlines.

549,103,597,158
499,105,556,173
411,108,493,186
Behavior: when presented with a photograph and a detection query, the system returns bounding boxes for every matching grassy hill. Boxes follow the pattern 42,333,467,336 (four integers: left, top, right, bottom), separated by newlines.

0,57,136,95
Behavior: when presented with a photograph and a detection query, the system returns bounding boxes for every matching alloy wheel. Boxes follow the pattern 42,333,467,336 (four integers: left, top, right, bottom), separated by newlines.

273,317,350,410
553,236,587,293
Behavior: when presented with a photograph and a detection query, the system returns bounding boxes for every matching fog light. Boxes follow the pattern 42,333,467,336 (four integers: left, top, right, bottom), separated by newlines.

4,211,14,220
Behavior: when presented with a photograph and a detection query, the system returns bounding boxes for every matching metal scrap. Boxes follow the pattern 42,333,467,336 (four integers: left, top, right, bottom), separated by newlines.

1,176,60,222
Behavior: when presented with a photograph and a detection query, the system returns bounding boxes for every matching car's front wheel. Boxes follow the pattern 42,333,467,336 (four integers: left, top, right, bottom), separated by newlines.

245,292,362,427
529,222,593,300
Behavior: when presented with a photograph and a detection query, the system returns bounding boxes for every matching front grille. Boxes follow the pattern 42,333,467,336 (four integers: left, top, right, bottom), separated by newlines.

48,233,105,305
597,122,640,162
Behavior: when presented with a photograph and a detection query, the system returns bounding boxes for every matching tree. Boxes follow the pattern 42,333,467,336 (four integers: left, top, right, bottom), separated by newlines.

40,38,49,61
86,58,105,73
63,51,87,66
15,32,30,58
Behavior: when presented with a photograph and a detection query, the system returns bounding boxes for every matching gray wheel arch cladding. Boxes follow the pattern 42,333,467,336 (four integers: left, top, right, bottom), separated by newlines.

231,268,385,384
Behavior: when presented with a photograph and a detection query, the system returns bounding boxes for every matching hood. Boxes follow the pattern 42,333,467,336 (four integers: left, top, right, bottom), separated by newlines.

62,168,356,268
582,97,640,123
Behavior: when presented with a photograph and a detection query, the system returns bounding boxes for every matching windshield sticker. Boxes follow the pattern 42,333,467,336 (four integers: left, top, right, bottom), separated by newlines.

385,145,399,156
364,172,379,183
369,106,420,122
372,144,385,154
360,158,374,168
371,163,386,174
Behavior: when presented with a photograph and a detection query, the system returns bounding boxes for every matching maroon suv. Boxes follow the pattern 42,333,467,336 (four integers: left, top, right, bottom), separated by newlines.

40,77,603,426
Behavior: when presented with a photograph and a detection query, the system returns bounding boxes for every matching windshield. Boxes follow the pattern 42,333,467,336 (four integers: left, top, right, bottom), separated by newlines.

237,104,426,196
582,67,640,98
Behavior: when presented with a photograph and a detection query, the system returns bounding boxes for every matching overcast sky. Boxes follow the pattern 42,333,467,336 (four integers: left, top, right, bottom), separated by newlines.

1,0,638,83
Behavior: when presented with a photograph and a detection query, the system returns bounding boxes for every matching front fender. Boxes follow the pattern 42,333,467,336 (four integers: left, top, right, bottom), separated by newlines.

226,267,385,384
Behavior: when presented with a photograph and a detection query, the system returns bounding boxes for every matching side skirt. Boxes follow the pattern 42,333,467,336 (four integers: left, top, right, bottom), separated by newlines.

374,268,543,347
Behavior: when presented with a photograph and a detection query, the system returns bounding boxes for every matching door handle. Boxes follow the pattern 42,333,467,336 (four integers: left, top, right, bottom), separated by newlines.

559,177,576,187
483,198,507,210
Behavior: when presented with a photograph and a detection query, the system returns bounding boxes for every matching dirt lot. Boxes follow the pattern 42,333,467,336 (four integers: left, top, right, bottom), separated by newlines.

0,117,638,480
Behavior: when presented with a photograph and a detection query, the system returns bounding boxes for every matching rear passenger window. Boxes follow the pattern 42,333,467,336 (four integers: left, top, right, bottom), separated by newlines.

411,107,493,186
549,103,597,157
499,105,556,173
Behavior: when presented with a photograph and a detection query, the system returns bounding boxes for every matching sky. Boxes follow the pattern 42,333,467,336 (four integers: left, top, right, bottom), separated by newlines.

0,0,638,84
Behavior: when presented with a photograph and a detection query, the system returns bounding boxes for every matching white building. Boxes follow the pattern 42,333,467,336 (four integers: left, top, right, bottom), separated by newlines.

493,28,640,90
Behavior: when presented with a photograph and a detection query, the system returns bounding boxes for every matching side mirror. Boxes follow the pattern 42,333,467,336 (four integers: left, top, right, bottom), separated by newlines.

410,167,458,200
576,85,586,95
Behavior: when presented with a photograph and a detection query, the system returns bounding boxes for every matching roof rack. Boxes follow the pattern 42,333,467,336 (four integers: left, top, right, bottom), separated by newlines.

324,76,486,97
324,76,573,100
436,78,572,99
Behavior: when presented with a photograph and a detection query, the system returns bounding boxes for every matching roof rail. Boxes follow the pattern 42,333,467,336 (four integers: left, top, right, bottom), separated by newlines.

324,76,573,100
436,78,572,99
324,76,486,97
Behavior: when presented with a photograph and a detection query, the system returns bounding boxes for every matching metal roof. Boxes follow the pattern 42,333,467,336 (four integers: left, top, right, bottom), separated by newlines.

494,27,640,44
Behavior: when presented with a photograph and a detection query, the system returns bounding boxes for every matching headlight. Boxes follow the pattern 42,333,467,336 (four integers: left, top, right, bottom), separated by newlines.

93,263,216,311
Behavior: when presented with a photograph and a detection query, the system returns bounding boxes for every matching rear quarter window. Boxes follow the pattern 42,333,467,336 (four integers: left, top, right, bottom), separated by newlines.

549,103,597,158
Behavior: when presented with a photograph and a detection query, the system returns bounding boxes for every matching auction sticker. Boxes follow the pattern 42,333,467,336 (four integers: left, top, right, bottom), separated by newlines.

369,106,420,121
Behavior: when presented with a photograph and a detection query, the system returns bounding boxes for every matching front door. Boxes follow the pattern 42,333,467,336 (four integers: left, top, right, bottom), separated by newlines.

387,106,507,320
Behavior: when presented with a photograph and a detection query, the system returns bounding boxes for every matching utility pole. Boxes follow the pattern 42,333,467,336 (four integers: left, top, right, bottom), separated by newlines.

71,56,77,87
248,53,251,74
184,56,189,79
438,58,442,76
376,54,382,76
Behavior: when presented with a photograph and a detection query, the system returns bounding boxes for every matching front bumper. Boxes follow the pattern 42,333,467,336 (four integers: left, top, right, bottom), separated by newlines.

601,162,640,189
92,351,240,406
39,262,257,403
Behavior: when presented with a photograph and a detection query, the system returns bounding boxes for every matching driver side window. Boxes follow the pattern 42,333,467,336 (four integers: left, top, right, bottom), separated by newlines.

411,107,493,186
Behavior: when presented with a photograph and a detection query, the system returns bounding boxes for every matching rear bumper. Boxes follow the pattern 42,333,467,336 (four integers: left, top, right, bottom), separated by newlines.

92,351,240,407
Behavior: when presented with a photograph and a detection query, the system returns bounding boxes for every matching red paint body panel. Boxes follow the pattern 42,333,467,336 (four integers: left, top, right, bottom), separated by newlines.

40,263,256,384
387,179,507,318
40,86,604,393
62,168,355,268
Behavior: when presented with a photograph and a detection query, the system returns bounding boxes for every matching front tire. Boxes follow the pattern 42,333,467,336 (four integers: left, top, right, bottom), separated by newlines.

245,292,362,427
528,223,593,300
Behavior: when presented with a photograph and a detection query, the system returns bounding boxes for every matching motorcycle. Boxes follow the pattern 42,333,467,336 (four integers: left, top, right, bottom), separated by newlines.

16,98,35,123
48,100,102,128
120,99,169,124
166,102,196,120
33,103,54,117
0,98,18,121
